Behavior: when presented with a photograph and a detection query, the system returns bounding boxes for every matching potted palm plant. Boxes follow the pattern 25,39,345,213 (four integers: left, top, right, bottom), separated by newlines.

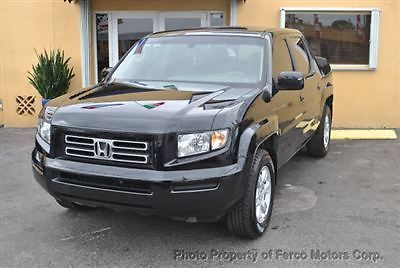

28,49,75,107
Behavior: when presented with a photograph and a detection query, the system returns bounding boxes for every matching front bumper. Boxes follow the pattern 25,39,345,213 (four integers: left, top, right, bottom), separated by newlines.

32,147,249,222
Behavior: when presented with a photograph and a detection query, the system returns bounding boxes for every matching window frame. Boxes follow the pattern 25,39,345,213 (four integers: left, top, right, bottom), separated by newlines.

280,7,381,70
286,35,313,75
271,38,295,82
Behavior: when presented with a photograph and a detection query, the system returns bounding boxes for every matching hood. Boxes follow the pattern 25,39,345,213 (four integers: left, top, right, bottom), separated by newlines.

48,82,260,133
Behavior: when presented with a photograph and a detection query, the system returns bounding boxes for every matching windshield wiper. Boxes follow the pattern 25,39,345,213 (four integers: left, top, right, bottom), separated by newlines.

110,80,148,87
109,79,180,91
128,80,148,87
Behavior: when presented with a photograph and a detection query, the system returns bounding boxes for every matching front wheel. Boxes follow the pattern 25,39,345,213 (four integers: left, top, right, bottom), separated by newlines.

226,149,275,239
306,105,332,157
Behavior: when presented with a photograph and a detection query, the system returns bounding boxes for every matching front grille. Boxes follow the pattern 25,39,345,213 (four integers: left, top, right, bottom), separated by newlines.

64,134,150,165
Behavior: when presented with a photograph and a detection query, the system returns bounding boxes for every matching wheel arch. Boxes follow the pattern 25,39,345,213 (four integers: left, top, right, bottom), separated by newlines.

325,95,333,114
237,123,278,171
256,134,278,179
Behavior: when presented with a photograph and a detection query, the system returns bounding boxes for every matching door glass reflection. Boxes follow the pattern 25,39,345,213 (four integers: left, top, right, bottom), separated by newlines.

96,13,109,80
164,18,202,31
285,13,371,64
117,18,153,59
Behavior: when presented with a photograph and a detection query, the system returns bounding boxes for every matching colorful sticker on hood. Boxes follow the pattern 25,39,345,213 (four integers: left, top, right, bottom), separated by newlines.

81,103,123,109
138,102,165,109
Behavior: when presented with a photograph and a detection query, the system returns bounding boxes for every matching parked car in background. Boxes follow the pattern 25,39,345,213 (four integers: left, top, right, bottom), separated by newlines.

32,27,333,239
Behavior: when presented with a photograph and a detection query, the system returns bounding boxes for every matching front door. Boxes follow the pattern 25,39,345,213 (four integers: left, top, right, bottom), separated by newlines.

286,35,321,144
271,37,306,167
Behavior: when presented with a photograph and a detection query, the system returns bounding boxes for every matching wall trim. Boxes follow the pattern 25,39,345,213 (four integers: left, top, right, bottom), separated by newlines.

79,0,91,87
280,7,381,12
230,0,237,26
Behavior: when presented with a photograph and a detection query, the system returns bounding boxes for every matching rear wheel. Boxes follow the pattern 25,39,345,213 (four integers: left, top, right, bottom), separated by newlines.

226,149,275,239
55,198,92,210
306,105,332,157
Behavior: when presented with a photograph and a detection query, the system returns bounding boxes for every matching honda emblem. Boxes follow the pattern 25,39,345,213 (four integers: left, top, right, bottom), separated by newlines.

94,140,112,158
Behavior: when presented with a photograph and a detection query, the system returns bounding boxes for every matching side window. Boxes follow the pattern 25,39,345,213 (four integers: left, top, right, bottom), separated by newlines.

272,38,294,81
288,36,310,74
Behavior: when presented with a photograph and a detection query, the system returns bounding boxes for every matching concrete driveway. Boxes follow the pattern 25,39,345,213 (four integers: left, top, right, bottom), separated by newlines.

0,128,399,267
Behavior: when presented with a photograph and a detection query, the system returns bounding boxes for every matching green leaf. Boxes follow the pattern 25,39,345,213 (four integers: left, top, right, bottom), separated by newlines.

27,49,75,99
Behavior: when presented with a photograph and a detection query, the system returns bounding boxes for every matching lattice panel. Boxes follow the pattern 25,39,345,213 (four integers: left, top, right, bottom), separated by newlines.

16,95,36,116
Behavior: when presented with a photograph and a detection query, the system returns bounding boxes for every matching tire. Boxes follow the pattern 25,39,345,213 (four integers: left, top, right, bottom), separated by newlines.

226,149,275,239
306,105,332,158
55,198,92,210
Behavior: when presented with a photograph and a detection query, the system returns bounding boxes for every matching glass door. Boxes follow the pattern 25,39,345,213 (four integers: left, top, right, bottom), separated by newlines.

159,12,207,31
100,12,224,79
95,13,110,80
109,12,158,66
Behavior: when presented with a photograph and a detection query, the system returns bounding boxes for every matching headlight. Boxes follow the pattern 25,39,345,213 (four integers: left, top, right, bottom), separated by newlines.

177,129,229,158
37,119,51,144
37,106,57,144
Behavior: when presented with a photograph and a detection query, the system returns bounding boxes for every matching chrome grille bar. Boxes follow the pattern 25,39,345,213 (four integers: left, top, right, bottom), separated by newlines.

112,140,148,151
64,134,150,165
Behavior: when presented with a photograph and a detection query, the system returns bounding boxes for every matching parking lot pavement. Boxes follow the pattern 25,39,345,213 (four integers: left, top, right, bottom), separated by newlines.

0,128,399,267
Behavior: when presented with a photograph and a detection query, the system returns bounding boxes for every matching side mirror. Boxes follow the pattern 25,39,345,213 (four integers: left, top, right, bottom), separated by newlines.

100,67,113,81
315,56,331,76
262,85,273,103
277,71,304,90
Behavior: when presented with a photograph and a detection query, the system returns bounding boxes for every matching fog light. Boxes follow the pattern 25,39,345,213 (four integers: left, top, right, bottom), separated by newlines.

35,150,43,163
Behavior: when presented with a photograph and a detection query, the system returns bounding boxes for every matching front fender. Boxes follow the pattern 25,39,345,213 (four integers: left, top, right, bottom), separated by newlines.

233,118,278,197
236,116,279,172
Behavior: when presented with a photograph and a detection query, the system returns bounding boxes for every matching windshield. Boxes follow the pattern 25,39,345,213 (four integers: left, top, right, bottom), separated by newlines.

111,35,267,87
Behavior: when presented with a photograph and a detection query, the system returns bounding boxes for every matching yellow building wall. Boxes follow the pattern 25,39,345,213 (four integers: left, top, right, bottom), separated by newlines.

1,0,399,128
0,0,82,127
90,0,231,83
237,0,400,128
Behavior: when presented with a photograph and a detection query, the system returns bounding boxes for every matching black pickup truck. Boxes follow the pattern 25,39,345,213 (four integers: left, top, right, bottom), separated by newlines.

32,27,333,239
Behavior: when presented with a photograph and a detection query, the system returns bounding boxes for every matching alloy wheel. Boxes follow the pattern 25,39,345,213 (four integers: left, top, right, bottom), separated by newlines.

323,113,331,149
255,166,272,224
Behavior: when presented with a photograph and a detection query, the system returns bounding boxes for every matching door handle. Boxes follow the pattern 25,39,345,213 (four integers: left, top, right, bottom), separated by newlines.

299,95,305,102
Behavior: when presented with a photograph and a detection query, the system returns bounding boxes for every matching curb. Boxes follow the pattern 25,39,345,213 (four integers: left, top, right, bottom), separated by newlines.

331,129,398,140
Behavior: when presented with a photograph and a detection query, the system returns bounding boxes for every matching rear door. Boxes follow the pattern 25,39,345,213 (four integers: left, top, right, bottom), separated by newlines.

286,35,321,143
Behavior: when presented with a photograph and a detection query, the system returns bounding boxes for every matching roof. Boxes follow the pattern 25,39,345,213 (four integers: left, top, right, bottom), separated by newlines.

150,26,301,38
